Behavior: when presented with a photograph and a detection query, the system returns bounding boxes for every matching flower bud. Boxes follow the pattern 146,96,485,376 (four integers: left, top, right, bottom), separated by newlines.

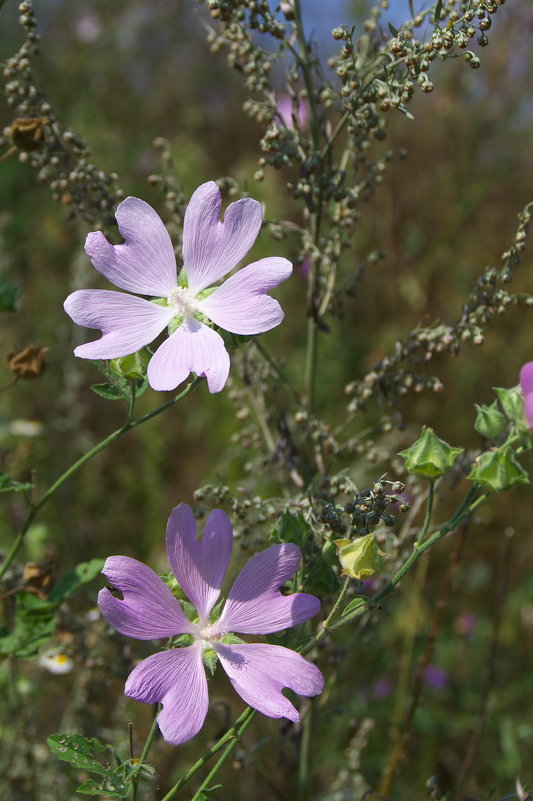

110,348,150,380
398,426,463,479
334,533,384,580
474,401,506,438
468,448,529,493
494,386,525,425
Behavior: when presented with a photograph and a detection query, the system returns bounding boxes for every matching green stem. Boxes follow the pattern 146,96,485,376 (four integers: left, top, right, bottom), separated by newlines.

292,0,320,148
320,110,349,160
188,711,256,801
298,700,313,801
0,377,202,581
292,0,324,413
126,382,137,424
131,709,160,801
416,479,435,545
160,707,256,801
304,314,318,412
324,576,351,629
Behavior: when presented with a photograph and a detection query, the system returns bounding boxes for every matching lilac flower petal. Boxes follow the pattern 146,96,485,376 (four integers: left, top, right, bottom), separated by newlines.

166,503,233,624
147,318,230,393
125,643,208,745
182,181,263,295
85,197,177,296
98,556,193,640
197,257,292,335
215,642,324,722
520,362,533,396
64,289,173,360
218,543,321,634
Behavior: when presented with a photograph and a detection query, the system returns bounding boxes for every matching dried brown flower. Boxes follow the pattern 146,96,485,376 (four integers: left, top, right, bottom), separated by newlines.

6,344,49,379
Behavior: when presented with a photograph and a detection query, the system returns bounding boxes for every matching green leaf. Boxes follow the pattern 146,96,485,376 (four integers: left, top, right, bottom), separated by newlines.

273,511,311,548
76,779,103,796
434,0,443,23
0,472,33,493
0,592,57,657
77,772,128,798
90,360,148,403
221,632,246,645
342,597,366,617
388,22,398,37
90,383,125,400
48,734,107,775
196,785,222,800
48,558,105,603
268,630,313,650
203,647,218,676
306,557,339,596
0,276,19,311
219,329,253,351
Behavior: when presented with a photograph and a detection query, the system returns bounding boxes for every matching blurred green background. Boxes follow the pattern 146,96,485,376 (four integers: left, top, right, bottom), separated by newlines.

0,1,532,799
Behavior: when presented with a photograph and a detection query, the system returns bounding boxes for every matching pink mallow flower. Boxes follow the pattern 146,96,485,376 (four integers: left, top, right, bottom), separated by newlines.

98,503,324,746
520,362,533,430
64,182,292,393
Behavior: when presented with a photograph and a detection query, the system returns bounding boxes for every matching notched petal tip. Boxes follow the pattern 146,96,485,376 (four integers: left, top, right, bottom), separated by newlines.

166,502,233,624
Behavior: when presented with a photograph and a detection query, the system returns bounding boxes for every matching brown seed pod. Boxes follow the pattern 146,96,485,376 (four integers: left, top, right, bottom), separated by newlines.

9,116,48,151
6,344,49,379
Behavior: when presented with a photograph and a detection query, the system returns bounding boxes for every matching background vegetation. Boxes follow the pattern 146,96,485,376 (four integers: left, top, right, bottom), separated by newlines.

0,1,532,799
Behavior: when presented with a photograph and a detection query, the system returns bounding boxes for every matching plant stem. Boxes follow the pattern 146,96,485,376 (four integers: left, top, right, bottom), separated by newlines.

304,314,318,412
292,0,324,413
415,479,435,544
0,377,202,581
188,709,256,801
292,0,319,148
130,708,161,801
298,700,313,801
160,707,256,801
254,339,302,406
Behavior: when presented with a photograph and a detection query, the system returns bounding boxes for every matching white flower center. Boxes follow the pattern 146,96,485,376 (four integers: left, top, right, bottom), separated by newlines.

167,286,197,317
196,622,226,647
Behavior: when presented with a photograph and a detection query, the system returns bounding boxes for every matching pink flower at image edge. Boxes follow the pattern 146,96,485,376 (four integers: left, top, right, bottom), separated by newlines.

98,503,324,745
519,361,533,429
64,182,292,393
